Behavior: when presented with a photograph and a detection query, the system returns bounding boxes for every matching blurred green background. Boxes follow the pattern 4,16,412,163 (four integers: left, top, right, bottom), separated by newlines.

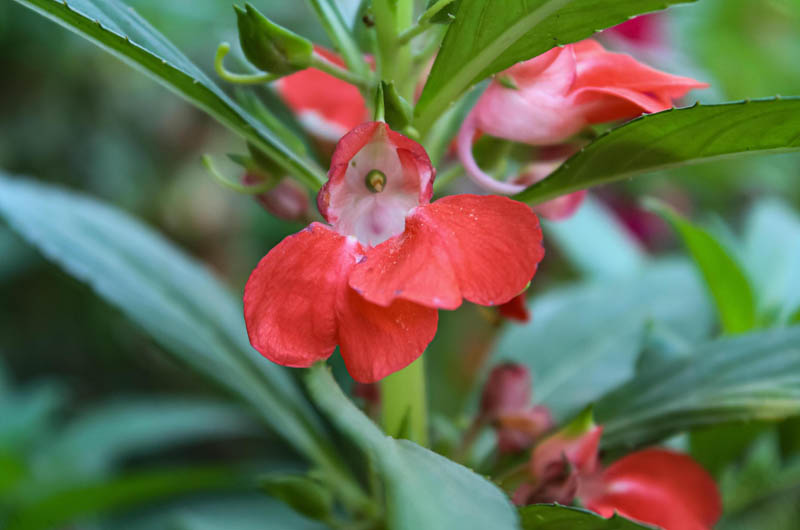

1,0,799,528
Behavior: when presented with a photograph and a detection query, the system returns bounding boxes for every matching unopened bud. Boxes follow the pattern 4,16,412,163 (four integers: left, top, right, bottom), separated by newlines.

243,173,309,221
235,3,313,74
496,406,553,453
480,363,532,419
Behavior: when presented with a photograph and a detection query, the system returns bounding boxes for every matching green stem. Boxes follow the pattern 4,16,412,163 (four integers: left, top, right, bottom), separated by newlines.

311,54,372,89
372,0,414,98
380,356,428,446
398,0,455,44
214,43,279,85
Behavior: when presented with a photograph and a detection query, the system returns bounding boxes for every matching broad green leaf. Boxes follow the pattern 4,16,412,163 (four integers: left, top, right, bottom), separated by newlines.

0,174,332,469
542,197,647,279
12,0,325,189
0,382,65,451
742,199,800,325
514,98,800,205
495,260,712,421
36,399,260,479
6,467,242,530
415,0,695,130
648,200,756,334
597,326,800,449
304,364,519,530
519,504,655,529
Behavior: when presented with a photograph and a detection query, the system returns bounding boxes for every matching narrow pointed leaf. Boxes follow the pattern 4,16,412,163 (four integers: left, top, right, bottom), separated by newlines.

597,326,800,449
514,98,800,204
12,0,325,189
647,200,756,334
415,0,695,130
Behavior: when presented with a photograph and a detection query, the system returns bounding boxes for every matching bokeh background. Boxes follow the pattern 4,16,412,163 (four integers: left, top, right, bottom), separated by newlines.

1,0,799,528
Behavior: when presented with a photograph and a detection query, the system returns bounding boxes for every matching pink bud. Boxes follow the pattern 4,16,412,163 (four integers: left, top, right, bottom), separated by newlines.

480,363,532,418
243,174,310,222
496,406,553,453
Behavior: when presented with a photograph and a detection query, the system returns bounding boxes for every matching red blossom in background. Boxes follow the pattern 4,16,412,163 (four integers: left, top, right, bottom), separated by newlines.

275,47,369,142
512,411,722,530
457,39,708,218
242,173,310,222
245,122,544,382
606,14,665,48
579,449,722,530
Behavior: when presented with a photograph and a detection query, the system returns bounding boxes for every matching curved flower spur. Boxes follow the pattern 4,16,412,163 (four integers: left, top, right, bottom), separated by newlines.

245,122,544,382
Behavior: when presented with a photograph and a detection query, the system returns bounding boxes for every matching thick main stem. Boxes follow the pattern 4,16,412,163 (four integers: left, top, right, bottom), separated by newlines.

372,0,415,99
380,355,428,446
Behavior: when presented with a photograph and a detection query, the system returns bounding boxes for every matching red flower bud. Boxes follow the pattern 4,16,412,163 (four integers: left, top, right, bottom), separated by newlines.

480,363,532,418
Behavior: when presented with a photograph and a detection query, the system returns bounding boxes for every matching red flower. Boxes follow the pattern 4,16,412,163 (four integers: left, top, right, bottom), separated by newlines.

457,39,708,214
244,122,544,382
275,47,369,142
579,449,722,530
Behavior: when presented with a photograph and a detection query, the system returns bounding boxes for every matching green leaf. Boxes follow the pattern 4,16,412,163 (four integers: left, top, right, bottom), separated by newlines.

0,174,332,469
543,197,647,279
6,467,242,530
495,260,712,420
597,326,800,449
12,0,325,189
742,199,800,326
304,364,519,530
519,504,656,529
514,98,800,204
36,399,260,479
647,200,756,334
415,0,695,130
259,473,333,521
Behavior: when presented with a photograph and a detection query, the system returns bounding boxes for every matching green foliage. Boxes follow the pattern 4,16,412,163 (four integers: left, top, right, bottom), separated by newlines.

495,260,712,420
304,364,519,530
541,197,647,279
0,174,331,467
10,0,325,189
648,200,756,334
597,326,800,449
259,474,333,522
742,199,800,326
235,3,313,74
415,0,695,130
514,98,800,204
717,433,800,530
6,467,242,530
306,0,370,78
519,504,656,529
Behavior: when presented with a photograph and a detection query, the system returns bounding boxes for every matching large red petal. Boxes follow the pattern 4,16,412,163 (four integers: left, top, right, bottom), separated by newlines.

244,223,353,367
350,195,544,309
584,449,721,530
337,289,438,382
